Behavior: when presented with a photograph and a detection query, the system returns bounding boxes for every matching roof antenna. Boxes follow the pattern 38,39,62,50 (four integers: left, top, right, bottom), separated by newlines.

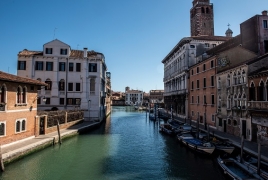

53,28,57,39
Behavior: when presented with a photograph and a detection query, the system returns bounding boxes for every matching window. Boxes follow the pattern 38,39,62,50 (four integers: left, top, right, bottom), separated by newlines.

90,78,95,94
219,118,222,126
69,63,74,71
233,120,238,126
211,76,214,86
76,83,81,91
228,119,231,125
0,122,5,136
76,63,81,72
45,48,52,54
191,81,194,90
46,62,53,71
203,78,206,88
16,119,26,133
89,63,97,72
68,83,73,91
45,80,52,90
264,20,268,29
212,44,216,47
211,60,214,68
191,96,194,103
190,45,195,48
192,111,194,116
197,80,200,89
22,87,26,103
191,69,194,75
204,95,206,104
265,40,268,54
203,64,206,71
35,61,44,70
60,49,68,55
67,98,81,105
0,86,6,103
197,67,199,73
205,43,209,47
18,61,26,70
59,62,65,71
249,82,255,101
211,115,215,122
59,98,64,105
45,98,50,105
17,87,22,103
211,94,214,104
59,80,65,91
197,96,200,104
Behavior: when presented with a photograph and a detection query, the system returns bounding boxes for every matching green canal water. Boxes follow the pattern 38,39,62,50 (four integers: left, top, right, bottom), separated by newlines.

0,106,226,180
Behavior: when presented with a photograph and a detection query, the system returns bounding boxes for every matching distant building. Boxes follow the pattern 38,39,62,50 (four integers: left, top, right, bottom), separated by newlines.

149,90,164,104
17,39,109,121
125,89,143,106
0,71,46,145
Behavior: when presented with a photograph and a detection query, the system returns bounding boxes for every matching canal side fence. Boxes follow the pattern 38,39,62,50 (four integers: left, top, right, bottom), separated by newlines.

36,110,84,135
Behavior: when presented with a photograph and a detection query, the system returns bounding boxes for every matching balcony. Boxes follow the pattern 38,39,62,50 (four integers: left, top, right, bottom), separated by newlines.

163,89,186,96
248,101,268,111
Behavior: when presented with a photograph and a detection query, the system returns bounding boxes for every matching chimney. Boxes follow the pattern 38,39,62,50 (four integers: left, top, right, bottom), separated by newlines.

83,47,88,58
262,10,267,16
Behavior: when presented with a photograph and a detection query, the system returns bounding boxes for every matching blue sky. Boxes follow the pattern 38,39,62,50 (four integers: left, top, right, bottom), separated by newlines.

0,0,267,92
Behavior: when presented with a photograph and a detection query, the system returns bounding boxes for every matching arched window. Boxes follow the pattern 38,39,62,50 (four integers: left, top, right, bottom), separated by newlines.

16,121,20,132
234,94,237,107
227,95,231,109
0,122,5,136
59,79,65,91
249,82,256,101
259,81,265,101
201,7,205,13
227,74,231,86
228,119,231,125
17,87,22,103
233,72,237,85
22,87,27,103
233,120,238,126
206,7,209,14
22,120,26,131
45,79,52,90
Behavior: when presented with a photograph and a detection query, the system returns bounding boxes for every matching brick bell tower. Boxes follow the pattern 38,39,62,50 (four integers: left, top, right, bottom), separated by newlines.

190,0,214,37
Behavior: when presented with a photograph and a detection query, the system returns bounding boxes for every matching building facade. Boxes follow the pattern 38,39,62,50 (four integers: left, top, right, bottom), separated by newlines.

188,55,217,129
125,89,143,106
17,39,108,121
0,71,46,145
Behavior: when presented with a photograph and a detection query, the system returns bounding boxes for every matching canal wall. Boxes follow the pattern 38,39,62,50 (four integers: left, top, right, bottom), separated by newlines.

1,121,102,166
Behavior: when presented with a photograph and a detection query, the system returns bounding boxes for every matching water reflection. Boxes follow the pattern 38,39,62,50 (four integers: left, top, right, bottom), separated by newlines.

0,106,226,180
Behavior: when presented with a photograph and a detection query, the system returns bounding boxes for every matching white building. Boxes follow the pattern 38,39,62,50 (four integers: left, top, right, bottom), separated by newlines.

125,90,143,106
17,39,108,121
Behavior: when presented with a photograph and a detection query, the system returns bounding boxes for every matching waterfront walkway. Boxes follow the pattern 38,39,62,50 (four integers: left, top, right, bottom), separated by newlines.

1,120,100,164
160,111,268,162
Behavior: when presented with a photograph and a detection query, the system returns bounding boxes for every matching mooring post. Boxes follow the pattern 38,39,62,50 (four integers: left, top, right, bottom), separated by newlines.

257,135,261,175
57,119,62,144
240,135,244,163
0,144,4,172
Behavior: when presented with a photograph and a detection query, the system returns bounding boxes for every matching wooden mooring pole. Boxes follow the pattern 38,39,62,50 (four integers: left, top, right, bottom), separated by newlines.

0,145,4,172
57,120,62,144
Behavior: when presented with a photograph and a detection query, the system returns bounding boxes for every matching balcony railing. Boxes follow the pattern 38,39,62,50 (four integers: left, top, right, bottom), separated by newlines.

248,101,268,110
163,89,186,96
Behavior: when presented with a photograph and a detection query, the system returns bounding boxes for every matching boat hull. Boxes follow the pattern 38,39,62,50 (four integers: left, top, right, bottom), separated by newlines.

181,138,215,155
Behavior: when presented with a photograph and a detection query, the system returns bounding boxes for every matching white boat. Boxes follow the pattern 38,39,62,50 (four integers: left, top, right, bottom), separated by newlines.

180,137,215,155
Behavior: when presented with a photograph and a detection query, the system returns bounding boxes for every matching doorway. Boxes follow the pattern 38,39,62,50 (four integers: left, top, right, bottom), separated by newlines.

224,120,226,132
39,116,45,135
242,120,247,138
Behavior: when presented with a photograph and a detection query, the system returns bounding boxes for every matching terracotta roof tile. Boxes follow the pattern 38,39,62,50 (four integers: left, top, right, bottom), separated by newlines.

0,71,47,86
18,49,43,56
70,50,98,58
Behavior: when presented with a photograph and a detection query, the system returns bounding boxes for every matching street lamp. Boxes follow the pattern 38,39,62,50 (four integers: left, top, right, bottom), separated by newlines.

204,102,207,130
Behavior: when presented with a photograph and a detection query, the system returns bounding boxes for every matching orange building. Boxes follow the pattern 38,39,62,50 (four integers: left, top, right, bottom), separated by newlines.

188,55,217,129
0,71,46,145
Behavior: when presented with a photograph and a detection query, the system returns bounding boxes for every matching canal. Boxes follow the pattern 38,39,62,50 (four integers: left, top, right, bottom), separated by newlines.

0,106,226,180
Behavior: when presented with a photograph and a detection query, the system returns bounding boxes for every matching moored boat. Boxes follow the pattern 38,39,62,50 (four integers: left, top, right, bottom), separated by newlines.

217,156,264,180
211,139,235,154
180,137,215,155
159,124,173,135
